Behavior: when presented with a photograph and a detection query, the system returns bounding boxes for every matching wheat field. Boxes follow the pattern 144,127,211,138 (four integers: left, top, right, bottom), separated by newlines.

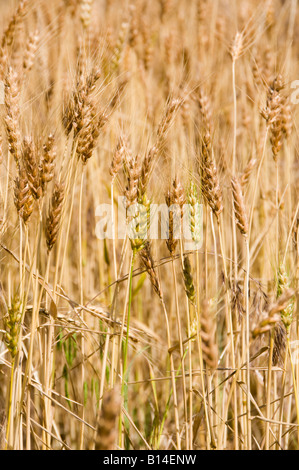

0,0,299,451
